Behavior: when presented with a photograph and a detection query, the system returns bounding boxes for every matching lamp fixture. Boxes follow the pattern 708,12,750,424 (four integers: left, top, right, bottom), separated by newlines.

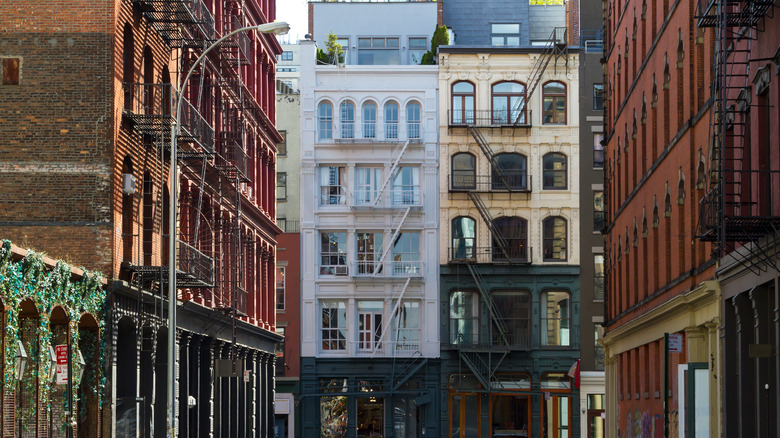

15,340,28,382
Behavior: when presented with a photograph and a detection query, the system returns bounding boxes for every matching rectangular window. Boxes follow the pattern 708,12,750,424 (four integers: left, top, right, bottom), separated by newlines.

354,167,382,205
594,254,605,301
279,51,293,61
491,23,521,46
320,232,348,276
336,38,349,64
392,232,420,275
409,37,427,64
392,166,420,205
593,191,605,232
275,326,285,376
593,84,604,111
392,301,420,351
541,291,570,346
358,37,400,65
276,266,285,310
2,58,20,85
358,301,383,352
276,172,287,201
594,325,605,371
277,130,287,156
593,133,605,168
321,378,348,437
320,166,346,205
321,301,347,351
356,232,383,274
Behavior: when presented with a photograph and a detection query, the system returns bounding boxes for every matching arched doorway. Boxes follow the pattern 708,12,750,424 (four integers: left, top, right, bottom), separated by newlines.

17,299,40,436
50,306,70,438
116,317,138,438
77,313,100,438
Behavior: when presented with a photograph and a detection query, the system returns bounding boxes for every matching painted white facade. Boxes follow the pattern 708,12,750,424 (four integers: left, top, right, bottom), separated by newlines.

276,43,301,92
299,40,440,360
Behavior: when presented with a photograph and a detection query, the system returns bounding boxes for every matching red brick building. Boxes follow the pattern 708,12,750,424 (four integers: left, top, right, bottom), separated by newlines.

601,0,720,435
0,0,282,435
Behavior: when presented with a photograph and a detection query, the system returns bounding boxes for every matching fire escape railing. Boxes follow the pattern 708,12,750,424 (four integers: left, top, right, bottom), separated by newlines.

220,14,251,66
132,0,216,47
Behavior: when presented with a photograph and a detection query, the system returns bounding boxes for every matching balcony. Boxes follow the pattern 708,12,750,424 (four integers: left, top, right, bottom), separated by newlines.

350,188,422,209
331,121,422,143
216,134,250,181
132,0,216,47
446,332,531,351
349,260,424,278
221,14,250,66
449,246,532,265
449,174,532,193
176,239,215,288
350,339,421,357
215,285,248,316
698,182,780,242
448,109,532,128
123,83,214,154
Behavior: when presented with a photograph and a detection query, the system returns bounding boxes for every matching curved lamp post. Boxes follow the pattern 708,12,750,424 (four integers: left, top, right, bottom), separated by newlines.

167,20,289,437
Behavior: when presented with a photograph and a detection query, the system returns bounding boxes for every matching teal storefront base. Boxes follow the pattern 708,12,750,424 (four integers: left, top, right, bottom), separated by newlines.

300,357,442,438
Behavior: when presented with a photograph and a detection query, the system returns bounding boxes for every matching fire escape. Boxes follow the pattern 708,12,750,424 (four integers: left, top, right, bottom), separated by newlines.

446,27,567,390
696,0,780,273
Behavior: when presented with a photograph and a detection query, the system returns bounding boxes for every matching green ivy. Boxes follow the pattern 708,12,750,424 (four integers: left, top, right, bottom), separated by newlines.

0,239,107,424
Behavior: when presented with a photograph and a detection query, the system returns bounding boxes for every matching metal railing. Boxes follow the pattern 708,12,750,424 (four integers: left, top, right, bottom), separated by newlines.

449,109,532,127
449,174,532,192
320,185,347,205
450,246,533,264
222,14,250,64
234,285,248,316
318,264,349,276
132,0,216,46
385,121,399,139
350,260,423,277
447,332,531,350
407,121,421,140
177,239,214,287
351,188,422,207
218,136,249,178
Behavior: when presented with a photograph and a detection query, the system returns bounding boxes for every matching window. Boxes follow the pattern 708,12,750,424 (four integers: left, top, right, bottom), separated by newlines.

336,38,349,63
543,217,568,261
354,167,382,205
362,102,377,138
392,166,420,205
340,101,355,138
541,291,570,346
491,23,521,46
320,166,346,205
450,291,479,345
593,191,605,231
543,153,568,189
542,81,567,124
451,81,475,124
392,232,420,275
593,133,605,168
356,232,383,274
277,130,287,156
407,102,421,139
318,101,333,140
409,37,427,64
593,84,604,111
279,51,293,61
358,37,400,65
492,216,528,262
492,81,527,124
384,102,399,139
594,254,605,300
276,172,287,200
451,217,476,260
321,378,348,437
275,326,285,376
2,57,20,85
358,301,383,351
492,290,531,347
492,153,528,190
320,232,347,275
276,267,285,310
321,301,347,350
451,153,476,190
392,301,420,351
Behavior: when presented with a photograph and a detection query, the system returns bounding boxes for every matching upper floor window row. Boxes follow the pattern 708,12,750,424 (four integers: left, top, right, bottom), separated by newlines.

450,152,567,191
450,80,566,125
318,100,423,141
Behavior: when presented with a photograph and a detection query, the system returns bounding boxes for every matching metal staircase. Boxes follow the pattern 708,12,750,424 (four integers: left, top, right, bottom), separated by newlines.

695,0,780,273
131,0,216,48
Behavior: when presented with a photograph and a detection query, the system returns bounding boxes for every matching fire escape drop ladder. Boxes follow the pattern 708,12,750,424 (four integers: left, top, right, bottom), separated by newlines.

372,140,411,207
371,207,413,276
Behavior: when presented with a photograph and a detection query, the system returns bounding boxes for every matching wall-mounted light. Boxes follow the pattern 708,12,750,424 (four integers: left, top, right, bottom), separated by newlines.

76,348,86,382
48,346,57,383
15,340,28,382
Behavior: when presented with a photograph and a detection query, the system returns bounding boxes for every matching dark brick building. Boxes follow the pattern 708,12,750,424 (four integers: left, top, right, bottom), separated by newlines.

0,0,283,436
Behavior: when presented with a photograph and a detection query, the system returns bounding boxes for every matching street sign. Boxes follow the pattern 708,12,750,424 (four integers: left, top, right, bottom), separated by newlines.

243,369,251,383
55,344,68,385
668,334,683,353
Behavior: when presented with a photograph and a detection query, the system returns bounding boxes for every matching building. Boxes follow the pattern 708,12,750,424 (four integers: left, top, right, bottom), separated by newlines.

275,58,302,438
601,0,720,435
694,1,780,436
277,43,301,92
298,1,441,436
438,0,582,435
0,0,282,435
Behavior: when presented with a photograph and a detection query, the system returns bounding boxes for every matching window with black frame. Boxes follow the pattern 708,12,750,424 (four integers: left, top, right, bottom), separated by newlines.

451,153,476,190
492,216,528,262
543,216,567,261
491,290,531,347
452,217,476,260
543,153,568,189
491,153,528,190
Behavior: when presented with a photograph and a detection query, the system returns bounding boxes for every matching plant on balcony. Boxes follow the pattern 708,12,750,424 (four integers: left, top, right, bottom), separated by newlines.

420,25,449,65
317,31,345,65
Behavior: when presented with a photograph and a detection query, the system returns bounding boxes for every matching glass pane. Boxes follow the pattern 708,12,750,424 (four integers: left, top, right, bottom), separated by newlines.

464,396,478,438
451,396,461,437
506,36,520,46
357,397,384,437
386,38,399,48
321,378,348,438
409,37,427,49
358,49,400,65
544,82,566,94
453,82,474,93
492,395,529,434
492,23,520,33
373,38,386,47
358,38,371,48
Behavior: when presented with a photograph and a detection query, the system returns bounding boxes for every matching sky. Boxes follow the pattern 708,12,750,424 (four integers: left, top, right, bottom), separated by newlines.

276,0,309,44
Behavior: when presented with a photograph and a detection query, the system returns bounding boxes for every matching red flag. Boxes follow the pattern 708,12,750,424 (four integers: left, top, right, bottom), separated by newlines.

567,359,580,389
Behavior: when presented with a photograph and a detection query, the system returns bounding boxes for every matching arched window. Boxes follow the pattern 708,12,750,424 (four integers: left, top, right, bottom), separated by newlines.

541,290,570,346
492,216,528,262
452,216,476,260
318,101,333,140
384,101,399,139
451,153,476,190
362,102,377,138
451,81,475,125
450,291,479,345
142,46,154,114
407,102,421,139
492,81,527,124
122,23,134,110
122,156,134,263
543,153,568,189
492,153,527,190
543,216,567,261
142,172,154,265
340,101,355,139
542,81,567,124
492,290,531,348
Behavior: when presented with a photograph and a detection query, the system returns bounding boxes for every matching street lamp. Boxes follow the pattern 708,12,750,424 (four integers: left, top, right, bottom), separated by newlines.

166,20,289,437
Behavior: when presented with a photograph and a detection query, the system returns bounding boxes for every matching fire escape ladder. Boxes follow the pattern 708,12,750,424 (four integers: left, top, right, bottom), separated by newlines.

695,0,780,272
372,207,412,276
512,27,568,126
466,192,511,260
458,350,509,392
465,264,510,346
131,0,216,48
373,140,411,207
371,278,411,357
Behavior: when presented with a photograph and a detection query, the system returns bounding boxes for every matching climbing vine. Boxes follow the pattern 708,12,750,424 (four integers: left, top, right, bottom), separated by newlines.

0,240,107,426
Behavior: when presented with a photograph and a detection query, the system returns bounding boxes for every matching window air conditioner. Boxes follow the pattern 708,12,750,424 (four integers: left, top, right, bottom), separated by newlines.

122,173,136,195
335,266,348,276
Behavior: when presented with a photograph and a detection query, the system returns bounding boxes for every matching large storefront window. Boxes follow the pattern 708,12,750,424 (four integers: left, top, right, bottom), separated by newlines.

541,373,573,438
449,374,482,438
357,395,384,437
321,378,348,438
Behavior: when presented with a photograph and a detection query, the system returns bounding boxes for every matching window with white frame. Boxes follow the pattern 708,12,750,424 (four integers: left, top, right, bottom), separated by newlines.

357,37,400,65
385,101,399,139
340,101,355,139
407,102,421,139
392,166,420,205
362,102,377,138
321,301,347,351
408,37,427,64
318,101,333,140
320,232,348,276
354,167,382,205
356,232,383,274
358,301,383,352
320,166,347,205
392,232,420,275
279,51,293,61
